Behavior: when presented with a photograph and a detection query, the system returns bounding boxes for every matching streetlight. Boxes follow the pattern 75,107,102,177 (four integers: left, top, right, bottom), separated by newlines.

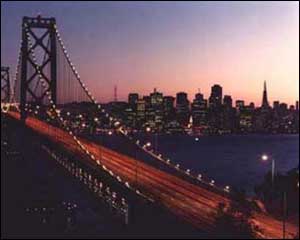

261,154,287,239
261,154,276,186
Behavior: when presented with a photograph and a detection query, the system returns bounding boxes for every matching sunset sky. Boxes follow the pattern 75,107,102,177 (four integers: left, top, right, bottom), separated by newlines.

1,1,299,105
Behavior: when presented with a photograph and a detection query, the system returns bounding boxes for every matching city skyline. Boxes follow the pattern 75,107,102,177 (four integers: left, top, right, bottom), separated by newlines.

107,81,299,135
1,1,299,105
2,3,299,239
117,81,298,108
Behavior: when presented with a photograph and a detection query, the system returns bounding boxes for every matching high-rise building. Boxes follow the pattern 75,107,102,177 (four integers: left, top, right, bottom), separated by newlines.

163,96,175,122
128,93,139,110
195,93,204,102
150,88,163,108
273,101,280,112
236,100,245,110
222,95,236,132
209,84,223,109
137,99,146,121
176,92,190,126
262,81,270,109
143,96,151,108
191,93,208,127
163,96,175,111
249,102,255,110
254,81,273,133
208,85,223,132
239,106,254,133
147,89,164,131
235,100,245,116
223,95,233,108
279,103,288,112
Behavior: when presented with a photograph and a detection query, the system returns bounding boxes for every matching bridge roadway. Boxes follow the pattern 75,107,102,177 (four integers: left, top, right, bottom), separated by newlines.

7,112,298,239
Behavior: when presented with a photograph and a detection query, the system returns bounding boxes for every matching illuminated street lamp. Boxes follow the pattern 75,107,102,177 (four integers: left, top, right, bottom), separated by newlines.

261,154,275,186
114,121,120,127
146,127,151,133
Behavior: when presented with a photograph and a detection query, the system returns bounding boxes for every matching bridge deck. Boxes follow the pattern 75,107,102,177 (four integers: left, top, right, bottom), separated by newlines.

7,111,298,239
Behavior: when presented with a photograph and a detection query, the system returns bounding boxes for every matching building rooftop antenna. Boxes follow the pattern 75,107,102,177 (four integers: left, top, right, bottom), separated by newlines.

114,85,118,102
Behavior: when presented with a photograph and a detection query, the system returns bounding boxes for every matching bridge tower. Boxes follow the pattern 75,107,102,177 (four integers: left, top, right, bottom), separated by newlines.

20,15,57,121
1,67,10,103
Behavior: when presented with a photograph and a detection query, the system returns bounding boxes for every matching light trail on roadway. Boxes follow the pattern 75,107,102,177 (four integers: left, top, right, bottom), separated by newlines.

7,111,298,239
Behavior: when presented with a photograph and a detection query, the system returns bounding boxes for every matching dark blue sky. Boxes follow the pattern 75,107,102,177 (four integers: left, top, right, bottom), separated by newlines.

1,1,299,104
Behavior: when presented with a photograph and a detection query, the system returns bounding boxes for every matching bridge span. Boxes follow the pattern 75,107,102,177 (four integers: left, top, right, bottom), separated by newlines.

6,111,298,239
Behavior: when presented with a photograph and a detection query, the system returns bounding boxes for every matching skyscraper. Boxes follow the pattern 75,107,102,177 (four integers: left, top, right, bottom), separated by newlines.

223,95,233,108
273,101,280,111
150,88,163,108
209,84,223,109
236,100,245,113
208,85,223,132
191,92,208,127
262,81,270,109
222,95,235,132
150,88,164,130
136,99,146,124
163,96,175,122
176,92,190,126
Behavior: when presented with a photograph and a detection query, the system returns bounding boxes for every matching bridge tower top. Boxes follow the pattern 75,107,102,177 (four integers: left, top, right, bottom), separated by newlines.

20,16,57,121
22,16,56,28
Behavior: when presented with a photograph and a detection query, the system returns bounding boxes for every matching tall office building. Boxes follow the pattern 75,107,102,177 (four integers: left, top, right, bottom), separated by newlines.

223,95,233,108
222,95,235,132
191,93,208,127
176,92,190,126
273,101,280,111
208,85,223,132
150,88,163,108
136,99,146,123
209,84,223,109
128,93,139,110
163,96,175,122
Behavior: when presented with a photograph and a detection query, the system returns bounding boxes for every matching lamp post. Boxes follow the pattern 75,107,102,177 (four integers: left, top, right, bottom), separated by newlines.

135,151,138,188
261,154,276,186
283,191,287,239
261,154,289,239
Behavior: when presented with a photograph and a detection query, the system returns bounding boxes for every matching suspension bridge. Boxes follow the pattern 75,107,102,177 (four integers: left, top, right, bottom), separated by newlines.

1,15,298,239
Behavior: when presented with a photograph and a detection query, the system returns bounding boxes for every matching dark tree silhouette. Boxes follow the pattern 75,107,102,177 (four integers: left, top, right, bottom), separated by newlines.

213,202,260,239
